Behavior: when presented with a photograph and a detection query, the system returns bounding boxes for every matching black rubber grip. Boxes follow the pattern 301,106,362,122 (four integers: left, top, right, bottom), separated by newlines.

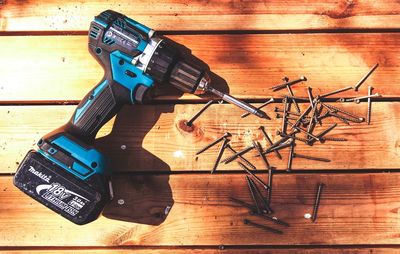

64,78,129,143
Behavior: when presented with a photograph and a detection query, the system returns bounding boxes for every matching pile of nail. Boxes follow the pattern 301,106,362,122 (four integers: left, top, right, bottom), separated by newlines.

192,64,380,234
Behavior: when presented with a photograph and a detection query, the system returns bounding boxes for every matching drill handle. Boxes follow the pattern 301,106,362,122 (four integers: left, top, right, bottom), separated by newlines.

64,77,130,143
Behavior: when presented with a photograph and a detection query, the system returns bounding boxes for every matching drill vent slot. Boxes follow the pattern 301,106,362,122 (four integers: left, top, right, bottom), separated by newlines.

103,37,115,45
89,25,100,39
114,19,125,28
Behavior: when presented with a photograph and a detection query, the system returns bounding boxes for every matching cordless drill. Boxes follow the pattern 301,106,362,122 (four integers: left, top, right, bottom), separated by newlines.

13,10,266,225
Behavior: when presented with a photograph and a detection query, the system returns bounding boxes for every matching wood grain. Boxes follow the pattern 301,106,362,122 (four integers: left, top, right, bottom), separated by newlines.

1,0,400,31
0,33,398,102
1,102,399,173
1,172,400,246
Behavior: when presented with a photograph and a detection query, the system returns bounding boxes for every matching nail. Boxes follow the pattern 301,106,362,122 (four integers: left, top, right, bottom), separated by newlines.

315,123,337,141
243,219,283,234
211,138,229,174
259,126,282,160
252,141,271,170
320,86,353,98
225,144,257,170
281,96,289,134
354,63,379,91
270,76,307,92
260,138,294,156
221,144,255,164
286,85,301,113
267,166,273,205
196,132,231,155
287,122,320,141
251,213,290,227
322,103,362,120
291,104,313,130
353,93,381,104
293,153,330,162
312,183,325,222
229,197,260,214
247,176,273,214
238,162,270,190
241,98,274,118
245,176,262,214
367,86,373,125
287,143,295,172
186,100,213,126
320,137,347,142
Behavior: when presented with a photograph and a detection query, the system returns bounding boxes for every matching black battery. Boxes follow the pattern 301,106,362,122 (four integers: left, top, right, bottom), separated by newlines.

13,150,110,225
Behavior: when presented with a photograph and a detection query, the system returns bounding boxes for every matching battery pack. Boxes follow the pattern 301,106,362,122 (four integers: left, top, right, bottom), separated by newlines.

14,150,109,225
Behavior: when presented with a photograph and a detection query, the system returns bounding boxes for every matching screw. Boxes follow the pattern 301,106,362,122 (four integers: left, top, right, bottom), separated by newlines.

251,212,290,227
243,219,283,234
196,132,231,155
238,162,270,190
291,104,313,130
286,85,301,113
225,144,256,170
354,63,379,91
345,93,381,103
312,183,325,222
314,123,337,142
322,103,362,120
247,176,273,214
287,122,320,141
221,144,256,164
320,86,353,98
229,197,266,214
293,153,331,162
186,100,214,126
252,141,271,170
211,138,229,174
320,137,348,142
245,176,262,214
259,138,294,156
270,76,307,92
241,98,274,118
327,111,350,125
259,126,282,160
287,143,295,172
367,86,373,125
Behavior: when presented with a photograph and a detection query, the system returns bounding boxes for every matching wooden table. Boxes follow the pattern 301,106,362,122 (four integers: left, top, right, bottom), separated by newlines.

1,1,400,253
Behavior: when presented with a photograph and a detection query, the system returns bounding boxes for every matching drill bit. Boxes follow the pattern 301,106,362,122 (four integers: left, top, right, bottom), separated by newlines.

207,87,268,119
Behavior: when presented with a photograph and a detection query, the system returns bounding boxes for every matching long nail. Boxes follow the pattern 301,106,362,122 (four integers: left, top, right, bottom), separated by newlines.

311,183,325,222
287,143,295,172
270,76,307,92
293,153,330,162
196,132,231,155
251,213,290,227
243,219,283,234
229,197,259,214
245,176,261,214
225,144,256,170
259,126,282,160
287,86,301,113
252,141,271,170
221,144,255,164
211,138,229,174
367,86,373,125
186,100,214,126
247,176,273,214
320,86,353,98
315,123,337,141
354,63,379,91
238,162,270,190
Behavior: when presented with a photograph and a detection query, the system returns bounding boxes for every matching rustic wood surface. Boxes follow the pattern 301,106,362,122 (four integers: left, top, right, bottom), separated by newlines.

0,102,398,173
1,0,400,252
0,33,398,102
1,173,400,246
1,0,400,31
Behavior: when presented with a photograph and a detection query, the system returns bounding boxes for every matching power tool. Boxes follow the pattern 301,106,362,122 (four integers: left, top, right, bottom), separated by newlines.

13,10,266,225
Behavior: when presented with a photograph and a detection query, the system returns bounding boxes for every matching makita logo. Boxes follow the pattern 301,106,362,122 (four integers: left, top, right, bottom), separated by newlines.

28,166,52,183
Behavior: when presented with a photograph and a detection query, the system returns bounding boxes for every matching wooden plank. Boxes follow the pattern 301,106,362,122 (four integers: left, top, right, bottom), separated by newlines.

1,1,400,31
1,102,399,173
1,172,399,246
0,33,398,102
2,247,400,253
